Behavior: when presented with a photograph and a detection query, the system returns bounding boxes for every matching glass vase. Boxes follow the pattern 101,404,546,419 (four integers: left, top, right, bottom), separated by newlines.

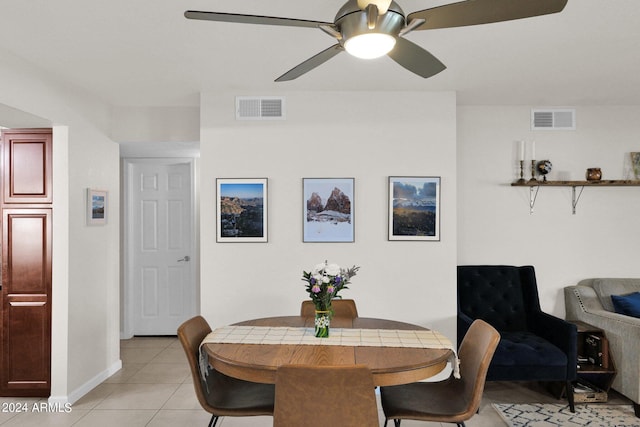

314,310,330,338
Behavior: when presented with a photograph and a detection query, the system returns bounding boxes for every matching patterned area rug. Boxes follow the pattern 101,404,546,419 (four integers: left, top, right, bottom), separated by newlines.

494,403,640,427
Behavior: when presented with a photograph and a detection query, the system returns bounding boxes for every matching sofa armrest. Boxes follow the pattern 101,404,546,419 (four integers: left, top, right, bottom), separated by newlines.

565,285,605,321
572,308,640,331
532,311,578,379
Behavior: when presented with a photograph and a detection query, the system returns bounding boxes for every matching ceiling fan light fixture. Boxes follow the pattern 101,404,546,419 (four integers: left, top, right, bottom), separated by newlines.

356,0,392,14
344,33,396,59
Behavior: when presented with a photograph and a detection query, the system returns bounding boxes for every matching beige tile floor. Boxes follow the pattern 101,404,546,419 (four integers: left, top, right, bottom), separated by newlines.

0,336,633,426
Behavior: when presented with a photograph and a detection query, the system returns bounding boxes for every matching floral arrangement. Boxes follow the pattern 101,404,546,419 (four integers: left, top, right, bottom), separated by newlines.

302,261,360,312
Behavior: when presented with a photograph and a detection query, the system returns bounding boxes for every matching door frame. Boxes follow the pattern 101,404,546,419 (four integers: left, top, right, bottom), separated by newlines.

122,157,198,338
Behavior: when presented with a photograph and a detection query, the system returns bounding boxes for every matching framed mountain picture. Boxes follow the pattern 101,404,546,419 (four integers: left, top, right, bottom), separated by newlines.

216,178,268,242
303,178,354,243
388,176,440,241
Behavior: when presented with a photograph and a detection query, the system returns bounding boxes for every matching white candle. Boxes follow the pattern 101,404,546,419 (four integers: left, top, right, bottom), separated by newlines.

519,140,525,161
531,140,536,160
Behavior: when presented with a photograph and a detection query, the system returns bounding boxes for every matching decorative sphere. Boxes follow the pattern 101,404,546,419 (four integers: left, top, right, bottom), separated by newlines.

537,160,552,175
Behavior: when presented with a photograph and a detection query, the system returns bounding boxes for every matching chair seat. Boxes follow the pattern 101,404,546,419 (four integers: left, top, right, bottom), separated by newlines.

206,369,275,413
381,378,469,422
488,331,568,381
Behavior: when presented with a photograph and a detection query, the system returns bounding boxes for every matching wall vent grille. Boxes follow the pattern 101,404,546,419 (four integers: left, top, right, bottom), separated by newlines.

531,108,575,130
236,97,285,120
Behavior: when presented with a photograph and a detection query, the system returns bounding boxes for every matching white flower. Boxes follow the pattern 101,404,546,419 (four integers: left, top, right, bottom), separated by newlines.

325,263,341,276
313,263,327,274
313,274,324,284
322,276,330,284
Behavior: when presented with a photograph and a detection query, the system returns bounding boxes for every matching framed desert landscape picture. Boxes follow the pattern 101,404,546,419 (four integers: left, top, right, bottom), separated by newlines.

388,176,440,241
216,178,268,242
303,178,354,242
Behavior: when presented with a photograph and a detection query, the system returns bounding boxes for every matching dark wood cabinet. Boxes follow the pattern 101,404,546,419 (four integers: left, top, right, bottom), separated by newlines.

0,129,52,397
2,129,52,204
1,209,52,395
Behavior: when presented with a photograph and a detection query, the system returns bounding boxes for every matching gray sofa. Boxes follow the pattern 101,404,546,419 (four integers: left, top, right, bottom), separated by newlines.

565,278,640,416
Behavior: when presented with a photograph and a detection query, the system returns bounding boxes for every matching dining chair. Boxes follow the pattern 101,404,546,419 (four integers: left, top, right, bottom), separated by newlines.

300,298,359,318
380,319,500,427
177,316,275,427
273,364,379,427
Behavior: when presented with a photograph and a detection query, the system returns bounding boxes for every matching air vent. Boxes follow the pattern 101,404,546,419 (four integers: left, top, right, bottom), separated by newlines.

236,97,285,120
531,108,575,130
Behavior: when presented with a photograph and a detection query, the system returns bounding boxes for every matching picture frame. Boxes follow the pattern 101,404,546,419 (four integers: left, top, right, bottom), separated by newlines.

216,178,268,242
87,189,108,225
303,178,354,243
631,152,640,180
388,176,440,241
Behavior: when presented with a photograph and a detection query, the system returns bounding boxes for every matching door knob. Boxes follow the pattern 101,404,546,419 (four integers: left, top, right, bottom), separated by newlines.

177,255,191,262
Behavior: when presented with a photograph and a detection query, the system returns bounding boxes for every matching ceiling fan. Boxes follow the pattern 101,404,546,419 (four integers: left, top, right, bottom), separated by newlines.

184,0,568,82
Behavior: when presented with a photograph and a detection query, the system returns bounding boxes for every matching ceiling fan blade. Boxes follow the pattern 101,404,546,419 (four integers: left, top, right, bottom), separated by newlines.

184,10,332,29
275,44,344,82
387,37,446,79
408,0,568,31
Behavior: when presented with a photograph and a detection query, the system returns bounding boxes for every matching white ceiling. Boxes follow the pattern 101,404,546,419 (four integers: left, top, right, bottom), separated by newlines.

1,0,639,108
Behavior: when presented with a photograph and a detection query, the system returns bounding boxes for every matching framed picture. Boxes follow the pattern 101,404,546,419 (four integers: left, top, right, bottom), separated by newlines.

303,178,354,242
631,152,640,180
217,178,268,242
87,189,107,225
388,176,440,241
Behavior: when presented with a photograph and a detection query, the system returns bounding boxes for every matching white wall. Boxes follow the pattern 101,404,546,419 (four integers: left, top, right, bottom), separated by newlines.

200,91,458,338
0,48,121,402
457,106,640,316
66,124,121,401
110,106,200,144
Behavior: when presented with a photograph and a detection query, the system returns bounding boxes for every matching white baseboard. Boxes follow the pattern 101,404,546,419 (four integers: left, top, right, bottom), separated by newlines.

55,359,123,405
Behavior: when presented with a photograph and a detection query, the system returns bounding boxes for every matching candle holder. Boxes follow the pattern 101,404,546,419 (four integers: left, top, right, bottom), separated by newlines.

528,159,538,182
516,160,526,183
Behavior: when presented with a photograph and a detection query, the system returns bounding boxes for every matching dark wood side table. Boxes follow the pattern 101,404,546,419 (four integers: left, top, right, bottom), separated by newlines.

569,320,617,402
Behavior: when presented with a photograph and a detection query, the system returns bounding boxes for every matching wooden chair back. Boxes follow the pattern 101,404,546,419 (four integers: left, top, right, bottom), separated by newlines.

300,299,359,318
457,319,501,417
177,315,214,412
274,364,379,427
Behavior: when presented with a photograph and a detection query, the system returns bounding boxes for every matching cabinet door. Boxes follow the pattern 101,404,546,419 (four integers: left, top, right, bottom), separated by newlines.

0,209,52,396
2,129,52,204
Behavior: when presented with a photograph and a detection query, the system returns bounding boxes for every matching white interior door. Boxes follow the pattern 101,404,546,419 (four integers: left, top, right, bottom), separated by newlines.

128,160,196,335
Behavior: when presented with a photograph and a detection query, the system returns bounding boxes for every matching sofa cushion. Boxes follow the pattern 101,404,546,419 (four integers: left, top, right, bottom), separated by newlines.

491,331,568,368
592,279,640,312
611,292,640,318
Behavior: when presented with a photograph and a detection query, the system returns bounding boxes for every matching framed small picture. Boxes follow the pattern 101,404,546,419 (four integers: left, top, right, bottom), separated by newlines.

303,178,354,242
631,152,640,180
87,189,108,225
217,178,268,242
388,176,440,241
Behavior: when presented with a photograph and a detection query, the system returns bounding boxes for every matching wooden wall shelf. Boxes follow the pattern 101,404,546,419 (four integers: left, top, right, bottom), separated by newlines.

512,180,640,187
511,180,640,214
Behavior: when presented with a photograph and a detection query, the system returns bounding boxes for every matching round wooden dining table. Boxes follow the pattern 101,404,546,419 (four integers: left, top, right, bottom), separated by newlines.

201,315,453,387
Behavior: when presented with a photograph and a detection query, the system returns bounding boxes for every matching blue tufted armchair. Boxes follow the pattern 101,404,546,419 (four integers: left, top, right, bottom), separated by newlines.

457,265,577,411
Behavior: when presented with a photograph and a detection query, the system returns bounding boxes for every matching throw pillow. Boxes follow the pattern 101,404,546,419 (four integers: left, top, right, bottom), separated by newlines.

611,292,640,318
